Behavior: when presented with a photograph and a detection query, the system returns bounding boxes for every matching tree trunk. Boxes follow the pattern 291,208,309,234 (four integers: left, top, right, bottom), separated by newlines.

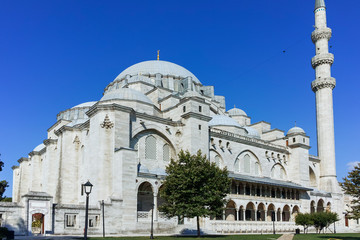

197,216,200,237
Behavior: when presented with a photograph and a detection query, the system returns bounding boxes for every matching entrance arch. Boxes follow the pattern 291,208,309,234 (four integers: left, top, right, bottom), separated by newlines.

225,200,237,221
282,205,290,222
31,213,44,235
292,205,300,221
245,202,256,221
137,182,154,212
267,204,275,221
257,203,266,221
317,199,324,212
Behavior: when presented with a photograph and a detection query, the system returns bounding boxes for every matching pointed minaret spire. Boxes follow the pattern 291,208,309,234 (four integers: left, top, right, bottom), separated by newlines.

315,0,326,10
311,0,338,193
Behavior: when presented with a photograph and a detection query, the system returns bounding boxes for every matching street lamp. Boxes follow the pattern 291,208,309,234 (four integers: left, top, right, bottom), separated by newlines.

84,181,93,240
150,203,154,239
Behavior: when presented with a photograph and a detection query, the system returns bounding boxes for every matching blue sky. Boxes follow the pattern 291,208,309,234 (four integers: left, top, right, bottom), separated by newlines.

0,0,359,197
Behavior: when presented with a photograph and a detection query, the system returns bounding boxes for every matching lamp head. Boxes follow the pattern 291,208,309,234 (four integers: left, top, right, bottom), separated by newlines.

84,180,93,195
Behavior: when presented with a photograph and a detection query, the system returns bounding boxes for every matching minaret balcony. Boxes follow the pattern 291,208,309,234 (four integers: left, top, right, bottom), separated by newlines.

311,53,334,69
311,77,336,92
311,27,332,43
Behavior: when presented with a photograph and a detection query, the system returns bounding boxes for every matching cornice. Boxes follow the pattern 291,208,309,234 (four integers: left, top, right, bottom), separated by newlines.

210,128,289,154
136,112,183,127
311,77,336,92
181,112,212,122
47,119,71,133
86,103,133,117
43,139,58,146
288,143,311,150
17,157,28,164
309,154,321,163
311,27,332,43
311,53,334,69
12,165,19,170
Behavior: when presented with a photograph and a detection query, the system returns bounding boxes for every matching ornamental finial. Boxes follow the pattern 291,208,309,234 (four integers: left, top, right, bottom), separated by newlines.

157,50,160,61
315,0,326,10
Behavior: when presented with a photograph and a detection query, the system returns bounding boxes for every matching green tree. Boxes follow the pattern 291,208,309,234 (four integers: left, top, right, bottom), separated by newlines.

159,150,230,237
0,158,9,201
340,162,360,219
311,211,339,233
295,213,313,234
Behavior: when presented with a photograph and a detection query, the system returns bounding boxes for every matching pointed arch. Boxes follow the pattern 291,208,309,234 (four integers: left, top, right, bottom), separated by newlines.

271,163,287,180
234,150,262,176
225,200,237,221
309,166,317,187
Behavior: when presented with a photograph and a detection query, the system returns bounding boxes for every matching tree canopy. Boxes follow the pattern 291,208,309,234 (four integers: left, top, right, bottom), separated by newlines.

340,162,360,219
295,213,313,234
159,150,230,237
0,157,9,201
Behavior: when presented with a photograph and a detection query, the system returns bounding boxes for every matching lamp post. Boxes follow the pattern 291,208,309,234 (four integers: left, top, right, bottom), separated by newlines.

83,181,93,240
150,203,154,239
272,211,276,235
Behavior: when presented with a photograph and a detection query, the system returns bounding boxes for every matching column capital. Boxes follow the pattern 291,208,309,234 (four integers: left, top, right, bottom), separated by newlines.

311,27,332,43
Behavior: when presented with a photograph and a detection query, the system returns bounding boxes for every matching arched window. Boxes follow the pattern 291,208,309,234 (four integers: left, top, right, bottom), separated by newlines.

271,164,287,180
215,155,221,167
243,154,250,173
145,135,156,160
234,152,261,176
163,144,170,162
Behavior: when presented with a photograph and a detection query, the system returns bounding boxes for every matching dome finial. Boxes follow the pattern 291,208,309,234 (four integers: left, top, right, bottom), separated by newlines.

157,50,160,61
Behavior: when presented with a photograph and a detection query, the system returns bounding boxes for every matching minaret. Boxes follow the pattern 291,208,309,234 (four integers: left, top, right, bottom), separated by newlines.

311,0,338,192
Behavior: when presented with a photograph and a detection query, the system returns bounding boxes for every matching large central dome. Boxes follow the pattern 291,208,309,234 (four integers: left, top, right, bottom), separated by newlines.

114,60,201,84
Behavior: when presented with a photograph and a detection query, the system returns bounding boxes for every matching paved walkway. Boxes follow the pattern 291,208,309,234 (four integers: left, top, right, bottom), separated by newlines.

277,234,294,240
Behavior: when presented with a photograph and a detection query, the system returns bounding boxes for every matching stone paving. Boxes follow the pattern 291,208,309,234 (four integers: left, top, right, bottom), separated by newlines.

277,234,294,240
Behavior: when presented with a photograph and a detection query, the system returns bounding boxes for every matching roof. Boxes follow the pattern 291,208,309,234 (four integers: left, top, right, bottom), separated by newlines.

100,88,153,105
227,107,247,117
287,126,305,136
229,172,312,191
315,0,326,10
114,60,201,84
209,115,242,128
71,101,97,109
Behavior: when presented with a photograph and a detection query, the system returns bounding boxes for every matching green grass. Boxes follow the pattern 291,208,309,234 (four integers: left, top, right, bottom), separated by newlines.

293,233,360,240
89,235,281,240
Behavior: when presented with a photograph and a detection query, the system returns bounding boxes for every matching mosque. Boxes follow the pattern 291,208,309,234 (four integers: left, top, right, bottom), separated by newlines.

0,0,359,236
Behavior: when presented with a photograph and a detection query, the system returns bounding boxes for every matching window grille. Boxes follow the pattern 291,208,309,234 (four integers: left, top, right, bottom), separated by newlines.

243,154,250,173
89,215,99,228
145,136,157,160
215,155,220,167
163,144,170,162
65,214,77,227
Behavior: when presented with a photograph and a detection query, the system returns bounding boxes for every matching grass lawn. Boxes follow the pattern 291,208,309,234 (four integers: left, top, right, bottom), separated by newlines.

89,235,281,240
293,233,360,240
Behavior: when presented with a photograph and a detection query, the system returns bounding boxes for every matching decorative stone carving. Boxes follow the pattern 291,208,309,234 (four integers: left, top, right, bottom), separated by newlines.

311,27,332,43
311,53,334,69
311,77,336,92
100,114,114,129
73,135,80,144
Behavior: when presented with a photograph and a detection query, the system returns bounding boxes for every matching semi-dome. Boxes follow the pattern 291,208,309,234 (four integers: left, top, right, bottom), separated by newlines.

227,107,247,116
100,88,153,105
243,126,260,138
209,115,242,128
33,143,45,152
71,101,97,109
114,60,201,85
287,126,306,136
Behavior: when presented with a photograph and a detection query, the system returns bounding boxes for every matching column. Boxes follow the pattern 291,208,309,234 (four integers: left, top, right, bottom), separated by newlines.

264,210,267,222
243,183,246,195
236,210,239,221
236,183,239,195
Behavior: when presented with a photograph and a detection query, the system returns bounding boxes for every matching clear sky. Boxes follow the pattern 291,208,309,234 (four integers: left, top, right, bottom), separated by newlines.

0,0,359,197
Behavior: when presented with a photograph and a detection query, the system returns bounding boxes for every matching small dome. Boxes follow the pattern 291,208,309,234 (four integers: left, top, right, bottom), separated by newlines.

101,88,153,105
227,107,247,117
243,126,260,138
138,164,149,173
33,143,45,152
151,168,167,176
71,101,97,109
115,60,201,84
287,126,306,136
209,115,242,128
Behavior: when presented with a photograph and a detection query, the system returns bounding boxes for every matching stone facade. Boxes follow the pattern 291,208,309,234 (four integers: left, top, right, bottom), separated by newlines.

1,0,359,236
